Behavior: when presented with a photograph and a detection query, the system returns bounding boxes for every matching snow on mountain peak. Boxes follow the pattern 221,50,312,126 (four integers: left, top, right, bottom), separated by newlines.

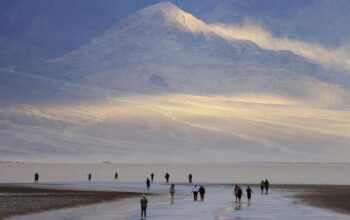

138,1,209,33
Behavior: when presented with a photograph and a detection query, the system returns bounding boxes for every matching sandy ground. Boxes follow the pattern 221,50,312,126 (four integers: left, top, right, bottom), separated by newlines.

0,184,142,219
285,185,350,215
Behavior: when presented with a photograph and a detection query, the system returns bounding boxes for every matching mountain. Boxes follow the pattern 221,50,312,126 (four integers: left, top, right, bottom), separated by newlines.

0,1,349,163
47,1,349,106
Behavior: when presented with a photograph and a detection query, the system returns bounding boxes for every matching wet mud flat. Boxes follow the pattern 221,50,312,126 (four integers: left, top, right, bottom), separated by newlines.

276,184,350,215
0,184,142,219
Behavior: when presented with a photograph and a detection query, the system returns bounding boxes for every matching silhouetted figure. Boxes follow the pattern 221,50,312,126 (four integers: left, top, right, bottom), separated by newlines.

140,194,148,219
234,185,239,202
246,186,253,202
264,179,270,194
188,173,192,183
260,180,264,194
199,185,206,201
150,173,155,182
34,173,39,183
115,172,118,180
170,184,175,202
165,172,170,183
237,186,243,203
88,173,91,182
146,178,151,190
191,184,199,201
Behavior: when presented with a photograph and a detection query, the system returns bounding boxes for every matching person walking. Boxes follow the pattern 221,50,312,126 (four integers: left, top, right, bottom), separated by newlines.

260,180,264,194
191,184,199,201
234,185,239,202
237,186,243,203
169,184,175,202
88,173,91,182
140,194,148,219
146,178,151,191
199,185,206,201
188,173,193,183
34,173,39,183
246,186,253,202
115,172,118,180
264,179,270,194
165,172,170,183
150,173,155,182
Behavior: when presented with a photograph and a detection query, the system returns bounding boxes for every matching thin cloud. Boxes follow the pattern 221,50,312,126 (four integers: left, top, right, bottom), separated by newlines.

209,23,350,71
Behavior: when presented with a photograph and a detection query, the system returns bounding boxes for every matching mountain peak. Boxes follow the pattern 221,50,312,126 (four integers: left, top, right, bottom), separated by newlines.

138,1,209,33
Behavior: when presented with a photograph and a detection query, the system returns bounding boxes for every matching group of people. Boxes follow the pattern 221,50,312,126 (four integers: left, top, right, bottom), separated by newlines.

191,184,206,201
260,179,270,194
234,185,253,203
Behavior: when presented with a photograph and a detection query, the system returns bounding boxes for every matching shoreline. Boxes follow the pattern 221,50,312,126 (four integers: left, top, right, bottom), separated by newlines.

0,184,143,219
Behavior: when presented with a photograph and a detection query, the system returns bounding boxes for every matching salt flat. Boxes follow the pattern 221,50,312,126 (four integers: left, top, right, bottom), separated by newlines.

9,182,349,220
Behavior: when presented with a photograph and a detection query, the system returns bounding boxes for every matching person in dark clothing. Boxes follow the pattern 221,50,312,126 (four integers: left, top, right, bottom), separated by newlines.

246,186,253,202
150,173,155,182
188,173,192,183
199,185,206,201
88,173,91,182
264,179,270,194
260,180,264,194
237,186,243,203
234,185,239,202
140,194,148,219
34,173,39,183
165,173,170,183
146,178,151,190
115,172,118,180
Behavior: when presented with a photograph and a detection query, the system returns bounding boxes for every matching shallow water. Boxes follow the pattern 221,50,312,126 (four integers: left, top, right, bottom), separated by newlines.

1,163,350,185
9,183,349,220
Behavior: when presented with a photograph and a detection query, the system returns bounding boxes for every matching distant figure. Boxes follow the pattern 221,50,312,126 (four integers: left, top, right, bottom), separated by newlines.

140,194,148,219
151,173,155,182
188,173,192,183
34,173,39,183
169,184,175,202
88,173,91,182
115,172,118,180
191,184,199,201
199,185,206,201
165,172,170,183
246,186,253,202
146,178,151,190
234,185,239,202
260,180,264,194
264,179,270,194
